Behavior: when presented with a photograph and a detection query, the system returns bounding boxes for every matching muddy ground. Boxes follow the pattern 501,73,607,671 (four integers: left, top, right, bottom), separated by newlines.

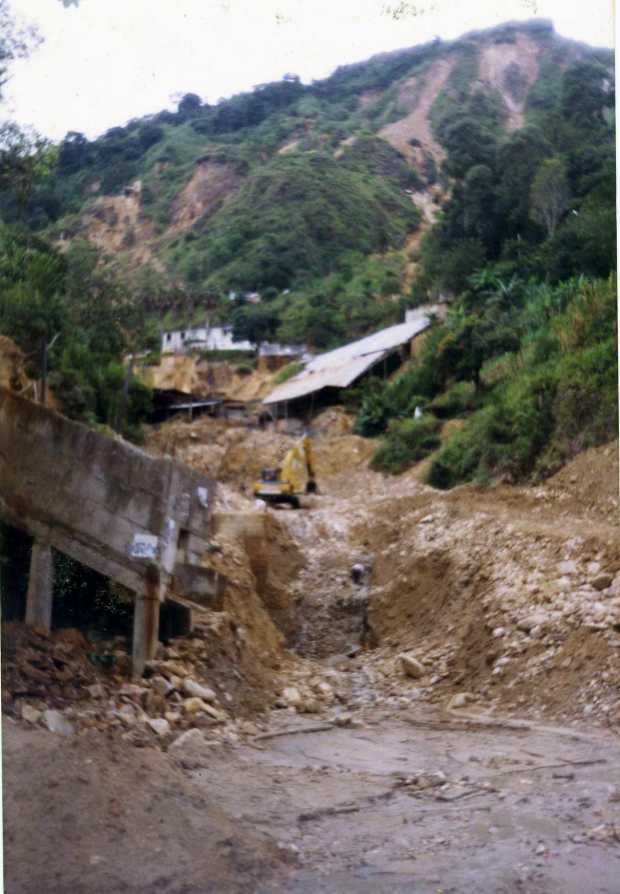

3,416,620,892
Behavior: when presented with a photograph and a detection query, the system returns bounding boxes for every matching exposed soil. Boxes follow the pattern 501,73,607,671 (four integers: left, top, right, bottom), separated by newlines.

3,413,620,892
478,34,541,131
168,160,241,236
379,57,455,164
79,187,160,269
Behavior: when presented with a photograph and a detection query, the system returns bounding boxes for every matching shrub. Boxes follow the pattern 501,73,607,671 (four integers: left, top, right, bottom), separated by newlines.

428,381,476,417
370,415,441,474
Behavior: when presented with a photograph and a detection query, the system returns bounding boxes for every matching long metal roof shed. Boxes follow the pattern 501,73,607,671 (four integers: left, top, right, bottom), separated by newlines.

263,307,433,406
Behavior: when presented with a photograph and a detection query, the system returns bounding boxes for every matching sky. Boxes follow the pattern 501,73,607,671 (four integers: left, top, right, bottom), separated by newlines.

4,0,616,142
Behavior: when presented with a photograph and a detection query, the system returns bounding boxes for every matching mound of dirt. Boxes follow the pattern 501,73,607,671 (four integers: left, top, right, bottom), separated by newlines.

3,720,283,894
311,405,354,436
546,441,619,522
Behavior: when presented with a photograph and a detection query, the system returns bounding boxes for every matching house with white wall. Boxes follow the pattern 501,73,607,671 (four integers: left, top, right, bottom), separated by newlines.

161,324,307,358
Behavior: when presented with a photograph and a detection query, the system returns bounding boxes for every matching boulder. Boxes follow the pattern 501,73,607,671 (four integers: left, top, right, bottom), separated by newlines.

182,697,208,715
119,683,148,704
43,710,74,736
334,713,353,727
147,717,170,737
516,613,548,633
201,703,227,723
591,574,613,592
448,692,473,710
21,704,42,724
399,653,425,679
86,683,106,699
557,560,578,575
281,686,303,708
150,675,174,697
298,697,320,714
182,678,217,703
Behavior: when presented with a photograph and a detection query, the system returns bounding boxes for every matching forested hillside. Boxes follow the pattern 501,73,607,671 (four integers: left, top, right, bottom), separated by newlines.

0,16,616,483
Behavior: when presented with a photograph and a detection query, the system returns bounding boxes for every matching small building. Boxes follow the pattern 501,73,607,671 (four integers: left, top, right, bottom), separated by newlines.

161,325,253,354
161,325,307,359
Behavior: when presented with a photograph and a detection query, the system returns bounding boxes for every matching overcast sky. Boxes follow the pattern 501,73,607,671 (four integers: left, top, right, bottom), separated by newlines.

4,0,616,142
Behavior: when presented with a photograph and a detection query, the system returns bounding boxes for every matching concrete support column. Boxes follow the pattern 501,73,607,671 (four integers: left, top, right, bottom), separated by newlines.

25,539,54,631
131,563,163,679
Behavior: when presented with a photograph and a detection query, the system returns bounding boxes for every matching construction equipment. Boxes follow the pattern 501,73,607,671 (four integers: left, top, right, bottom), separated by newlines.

253,435,317,508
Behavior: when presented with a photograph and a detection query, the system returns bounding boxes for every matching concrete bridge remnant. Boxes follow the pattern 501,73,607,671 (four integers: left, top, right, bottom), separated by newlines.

0,387,224,676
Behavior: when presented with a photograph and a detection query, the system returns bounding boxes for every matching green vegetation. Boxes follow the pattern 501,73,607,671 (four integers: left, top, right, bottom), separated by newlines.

171,149,419,293
0,15,615,493
273,361,304,385
363,274,617,486
370,415,442,474
0,229,153,438
367,33,616,489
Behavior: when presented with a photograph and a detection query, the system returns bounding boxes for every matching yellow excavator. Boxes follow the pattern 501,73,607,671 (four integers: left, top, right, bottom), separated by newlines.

253,435,317,508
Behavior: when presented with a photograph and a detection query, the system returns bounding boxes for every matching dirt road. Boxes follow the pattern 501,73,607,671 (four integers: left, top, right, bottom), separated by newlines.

5,707,620,893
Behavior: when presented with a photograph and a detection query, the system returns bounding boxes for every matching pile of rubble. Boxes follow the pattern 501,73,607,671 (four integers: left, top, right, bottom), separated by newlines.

2,613,360,753
355,479,620,724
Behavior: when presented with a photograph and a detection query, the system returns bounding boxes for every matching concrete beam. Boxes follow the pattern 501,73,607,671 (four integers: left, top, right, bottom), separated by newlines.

132,564,163,679
25,539,53,631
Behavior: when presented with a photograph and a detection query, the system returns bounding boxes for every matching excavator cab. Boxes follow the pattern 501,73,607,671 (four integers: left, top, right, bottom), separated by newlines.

260,468,280,482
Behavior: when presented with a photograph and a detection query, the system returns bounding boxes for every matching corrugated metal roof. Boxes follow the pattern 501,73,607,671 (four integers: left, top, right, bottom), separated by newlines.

264,308,432,405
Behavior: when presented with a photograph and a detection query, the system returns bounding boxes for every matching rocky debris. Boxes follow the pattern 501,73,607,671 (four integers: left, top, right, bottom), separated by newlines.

2,621,279,753
2,623,98,703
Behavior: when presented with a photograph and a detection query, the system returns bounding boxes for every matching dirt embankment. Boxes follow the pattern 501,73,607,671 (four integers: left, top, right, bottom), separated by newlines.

147,408,376,491
354,444,620,722
138,354,280,403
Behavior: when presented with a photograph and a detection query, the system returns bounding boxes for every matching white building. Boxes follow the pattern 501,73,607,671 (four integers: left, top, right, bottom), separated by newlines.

161,325,252,354
161,325,306,358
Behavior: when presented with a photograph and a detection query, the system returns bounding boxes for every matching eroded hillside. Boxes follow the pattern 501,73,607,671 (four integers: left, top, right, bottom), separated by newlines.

14,19,610,312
